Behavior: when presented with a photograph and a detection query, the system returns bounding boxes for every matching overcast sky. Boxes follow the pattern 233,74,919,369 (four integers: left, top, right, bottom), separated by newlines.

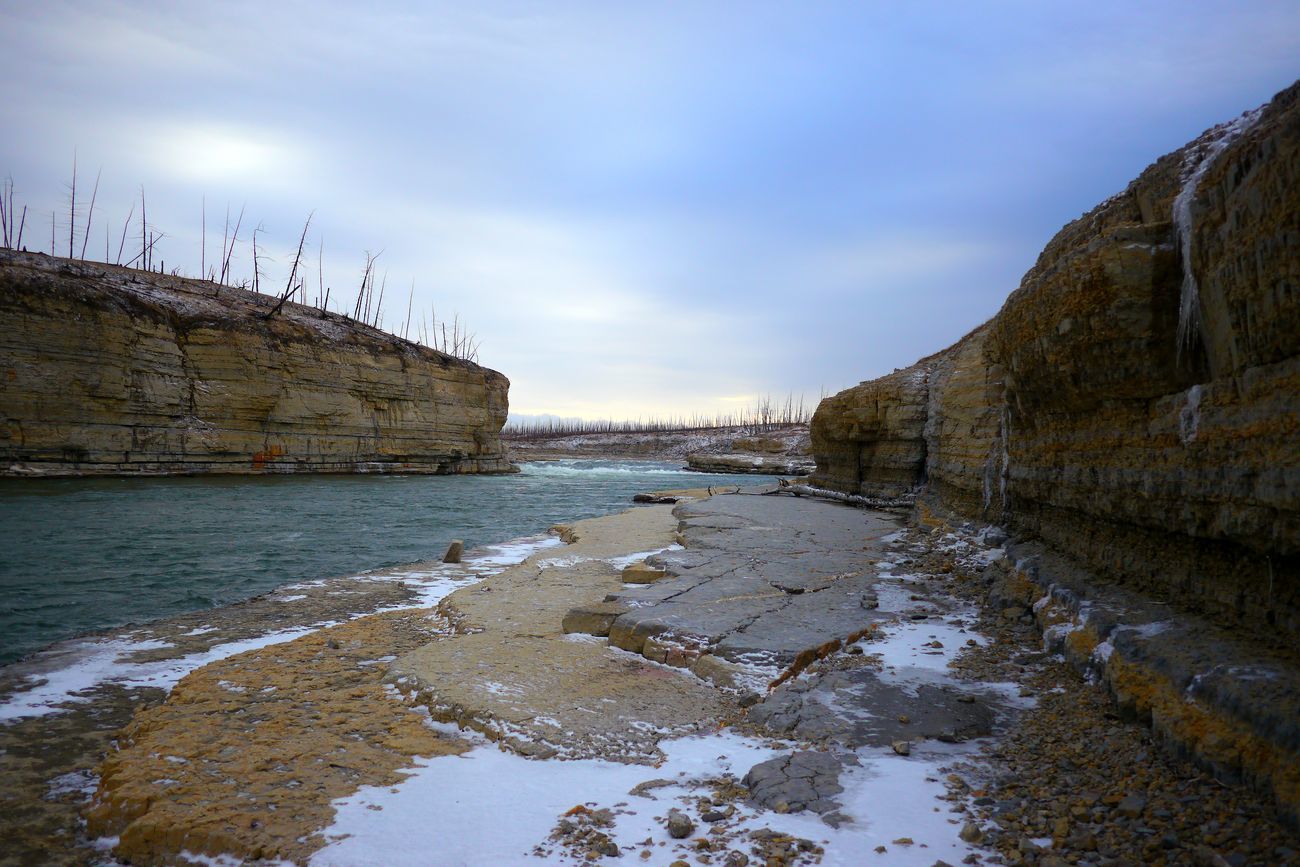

2,2,1297,420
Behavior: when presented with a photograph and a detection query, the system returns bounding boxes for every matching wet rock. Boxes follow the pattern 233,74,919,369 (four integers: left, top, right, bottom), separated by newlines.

442,539,464,564
632,493,681,504
621,562,667,584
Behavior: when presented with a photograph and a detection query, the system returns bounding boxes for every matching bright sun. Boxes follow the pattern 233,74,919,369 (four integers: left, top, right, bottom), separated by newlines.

155,125,290,184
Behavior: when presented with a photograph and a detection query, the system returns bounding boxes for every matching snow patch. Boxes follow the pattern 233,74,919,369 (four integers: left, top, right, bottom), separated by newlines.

0,628,320,723
312,730,978,867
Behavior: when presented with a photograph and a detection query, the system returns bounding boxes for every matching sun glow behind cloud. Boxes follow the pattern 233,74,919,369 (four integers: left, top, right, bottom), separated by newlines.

146,125,302,187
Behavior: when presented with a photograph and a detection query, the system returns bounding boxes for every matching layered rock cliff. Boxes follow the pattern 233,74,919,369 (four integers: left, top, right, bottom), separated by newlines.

813,80,1299,639
811,79,1300,824
0,251,514,475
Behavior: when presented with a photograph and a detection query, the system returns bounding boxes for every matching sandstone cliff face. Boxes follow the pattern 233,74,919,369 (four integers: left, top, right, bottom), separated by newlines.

0,251,514,475
809,364,931,499
812,81,1299,640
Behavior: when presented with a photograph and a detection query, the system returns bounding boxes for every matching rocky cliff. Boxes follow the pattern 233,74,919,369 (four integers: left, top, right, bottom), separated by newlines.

813,80,1299,640
0,251,514,475
811,80,1300,825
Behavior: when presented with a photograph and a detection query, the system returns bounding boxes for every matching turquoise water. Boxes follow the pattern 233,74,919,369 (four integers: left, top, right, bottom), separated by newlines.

0,461,771,665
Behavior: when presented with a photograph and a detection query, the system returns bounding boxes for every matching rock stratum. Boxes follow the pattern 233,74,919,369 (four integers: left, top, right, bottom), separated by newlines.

814,80,1298,641
0,250,514,475
812,82,1300,822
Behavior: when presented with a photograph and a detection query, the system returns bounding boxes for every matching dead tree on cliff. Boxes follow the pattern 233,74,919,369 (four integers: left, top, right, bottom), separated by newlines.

219,205,245,285
114,201,134,265
79,168,100,261
352,251,380,321
263,212,313,319
0,176,26,250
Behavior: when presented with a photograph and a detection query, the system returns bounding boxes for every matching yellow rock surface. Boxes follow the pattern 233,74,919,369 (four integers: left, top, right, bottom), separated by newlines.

87,609,470,865
0,251,512,476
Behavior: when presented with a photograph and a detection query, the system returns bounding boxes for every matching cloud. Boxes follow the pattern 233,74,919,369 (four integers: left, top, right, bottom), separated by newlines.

139,123,312,190
2,2,1298,419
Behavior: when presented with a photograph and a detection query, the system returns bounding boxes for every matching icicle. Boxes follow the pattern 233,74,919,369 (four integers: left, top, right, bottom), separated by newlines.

998,402,1011,516
981,444,995,515
1172,106,1265,359
1178,384,1203,446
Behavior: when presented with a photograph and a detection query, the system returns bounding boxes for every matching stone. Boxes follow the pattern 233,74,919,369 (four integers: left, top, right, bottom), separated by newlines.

621,562,668,584
632,493,681,504
443,540,464,564
628,779,674,799
742,751,854,818
607,495,897,667
891,740,911,756
690,654,747,690
1117,793,1147,819
666,809,694,839
0,251,514,477
387,507,734,763
562,601,631,637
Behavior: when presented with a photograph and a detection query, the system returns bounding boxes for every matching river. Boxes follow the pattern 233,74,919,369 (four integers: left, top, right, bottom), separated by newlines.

0,460,771,665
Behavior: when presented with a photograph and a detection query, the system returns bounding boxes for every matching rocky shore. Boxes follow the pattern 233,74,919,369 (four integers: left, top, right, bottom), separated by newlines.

1,74,1295,867
3,487,1294,865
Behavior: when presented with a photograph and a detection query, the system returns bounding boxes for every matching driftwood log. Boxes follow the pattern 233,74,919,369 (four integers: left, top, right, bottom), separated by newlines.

764,479,914,510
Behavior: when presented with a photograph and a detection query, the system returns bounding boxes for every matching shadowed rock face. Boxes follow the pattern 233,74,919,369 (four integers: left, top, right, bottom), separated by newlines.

812,80,1300,640
0,250,514,476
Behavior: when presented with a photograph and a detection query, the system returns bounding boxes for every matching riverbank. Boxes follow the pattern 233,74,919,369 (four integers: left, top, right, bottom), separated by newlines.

504,423,812,471
3,488,1297,865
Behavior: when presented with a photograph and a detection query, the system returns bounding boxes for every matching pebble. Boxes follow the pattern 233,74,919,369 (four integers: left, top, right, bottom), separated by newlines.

947,598,1299,865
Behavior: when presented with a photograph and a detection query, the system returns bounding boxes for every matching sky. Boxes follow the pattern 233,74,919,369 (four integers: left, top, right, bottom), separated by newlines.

2,2,1297,421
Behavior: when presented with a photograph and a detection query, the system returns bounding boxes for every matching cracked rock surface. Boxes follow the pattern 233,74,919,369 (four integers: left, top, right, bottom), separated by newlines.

389,505,734,762
747,669,995,747
742,750,858,820
607,494,899,666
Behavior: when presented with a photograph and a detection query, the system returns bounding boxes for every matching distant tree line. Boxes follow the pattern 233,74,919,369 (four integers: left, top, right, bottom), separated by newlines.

503,393,815,439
